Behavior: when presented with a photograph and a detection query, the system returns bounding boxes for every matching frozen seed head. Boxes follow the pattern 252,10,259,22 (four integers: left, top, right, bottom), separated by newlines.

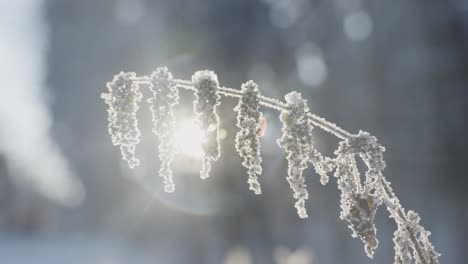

148,67,179,192
192,70,219,89
235,80,263,195
192,70,221,179
242,80,259,93
278,91,313,218
285,91,303,105
102,72,142,168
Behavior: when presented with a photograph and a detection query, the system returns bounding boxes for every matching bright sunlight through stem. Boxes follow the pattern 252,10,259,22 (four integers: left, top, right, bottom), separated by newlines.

175,119,205,159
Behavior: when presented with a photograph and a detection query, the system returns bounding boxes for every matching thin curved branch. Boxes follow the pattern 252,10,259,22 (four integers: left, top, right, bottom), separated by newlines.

123,73,438,264
132,77,350,138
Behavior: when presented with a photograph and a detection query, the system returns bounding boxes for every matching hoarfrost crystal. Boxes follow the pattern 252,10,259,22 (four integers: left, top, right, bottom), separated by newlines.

334,135,381,258
393,211,440,264
101,72,142,168
148,67,180,192
192,70,221,179
234,81,263,194
347,131,386,194
278,92,314,218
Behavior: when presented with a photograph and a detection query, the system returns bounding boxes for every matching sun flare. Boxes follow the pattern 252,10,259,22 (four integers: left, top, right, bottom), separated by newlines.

174,120,205,158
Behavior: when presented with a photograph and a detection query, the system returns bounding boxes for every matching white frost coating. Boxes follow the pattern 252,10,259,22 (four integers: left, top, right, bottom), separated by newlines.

278,91,333,218
393,211,440,264
335,136,380,258
286,94,333,186
406,211,440,264
102,68,440,263
278,92,312,218
234,81,263,194
101,72,142,168
346,131,386,194
148,67,179,192
394,224,414,264
192,70,221,179
334,131,440,262
284,91,304,105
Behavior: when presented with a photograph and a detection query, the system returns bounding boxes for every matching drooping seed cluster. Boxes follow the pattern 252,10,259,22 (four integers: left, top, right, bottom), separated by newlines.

101,72,142,168
102,68,439,264
234,81,263,194
278,92,315,218
334,134,381,258
148,67,180,192
334,131,439,263
192,70,222,179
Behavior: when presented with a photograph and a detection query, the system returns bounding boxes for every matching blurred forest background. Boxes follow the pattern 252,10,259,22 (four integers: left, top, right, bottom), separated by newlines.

0,0,467,263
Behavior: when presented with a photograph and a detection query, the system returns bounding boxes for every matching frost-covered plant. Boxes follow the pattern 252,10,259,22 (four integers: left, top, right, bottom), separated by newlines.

192,70,222,179
346,131,386,195
101,71,142,168
334,134,381,258
277,92,313,218
278,92,333,218
148,67,179,192
234,80,263,194
393,211,439,264
332,131,439,262
102,67,440,264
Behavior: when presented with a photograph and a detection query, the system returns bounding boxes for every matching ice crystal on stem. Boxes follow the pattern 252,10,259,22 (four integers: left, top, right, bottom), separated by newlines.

192,70,221,179
234,81,263,194
101,72,142,168
406,211,440,264
394,224,414,264
393,210,440,264
148,67,180,192
310,147,333,185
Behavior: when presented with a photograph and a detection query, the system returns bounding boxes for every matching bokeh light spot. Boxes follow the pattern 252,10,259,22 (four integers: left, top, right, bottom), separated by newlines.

344,11,373,42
